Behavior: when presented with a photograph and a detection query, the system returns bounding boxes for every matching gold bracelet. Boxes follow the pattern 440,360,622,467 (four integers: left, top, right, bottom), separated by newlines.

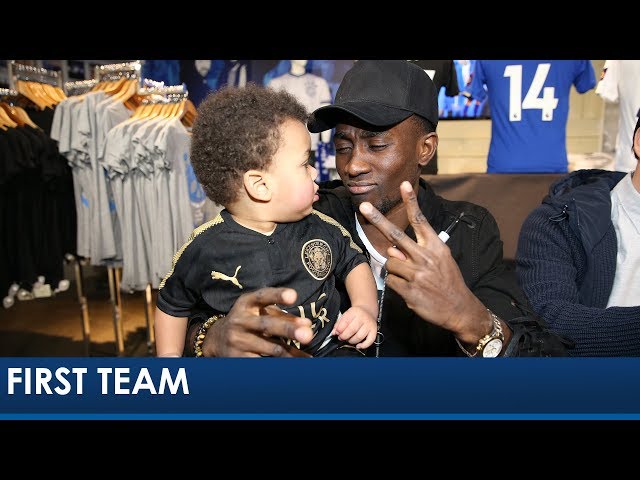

455,337,478,357
454,309,503,358
194,314,225,357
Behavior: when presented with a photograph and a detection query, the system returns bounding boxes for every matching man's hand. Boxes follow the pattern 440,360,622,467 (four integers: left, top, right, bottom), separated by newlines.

201,287,314,357
358,181,491,345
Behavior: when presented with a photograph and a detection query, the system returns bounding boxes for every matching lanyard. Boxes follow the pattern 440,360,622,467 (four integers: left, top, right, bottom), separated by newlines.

374,269,388,358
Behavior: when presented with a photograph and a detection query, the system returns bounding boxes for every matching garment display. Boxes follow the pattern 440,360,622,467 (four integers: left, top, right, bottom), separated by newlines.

50,73,201,292
102,103,197,291
221,60,249,88
409,60,460,115
52,90,126,264
595,60,640,172
179,60,226,106
1,92,75,294
267,62,332,152
471,60,596,173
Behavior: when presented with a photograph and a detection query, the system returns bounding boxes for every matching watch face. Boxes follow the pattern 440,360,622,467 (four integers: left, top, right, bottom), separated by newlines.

482,338,503,358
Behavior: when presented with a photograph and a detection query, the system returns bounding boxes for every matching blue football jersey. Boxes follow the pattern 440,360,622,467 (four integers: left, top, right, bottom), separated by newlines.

471,60,596,173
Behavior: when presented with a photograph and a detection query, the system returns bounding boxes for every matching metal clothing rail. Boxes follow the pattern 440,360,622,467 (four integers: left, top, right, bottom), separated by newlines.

0,88,19,98
64,79,98,96
137,82,187,97
8,61,62,89
94,61,143,83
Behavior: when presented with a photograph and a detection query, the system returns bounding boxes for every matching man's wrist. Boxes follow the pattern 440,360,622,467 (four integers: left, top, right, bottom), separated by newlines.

453,300,493,346
455,309,512,358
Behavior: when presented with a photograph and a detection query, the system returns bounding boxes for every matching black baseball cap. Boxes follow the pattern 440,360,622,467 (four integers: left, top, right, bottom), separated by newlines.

307,60,439,133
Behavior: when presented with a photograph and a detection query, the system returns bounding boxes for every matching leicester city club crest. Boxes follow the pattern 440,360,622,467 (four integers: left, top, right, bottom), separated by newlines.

301,239,332,280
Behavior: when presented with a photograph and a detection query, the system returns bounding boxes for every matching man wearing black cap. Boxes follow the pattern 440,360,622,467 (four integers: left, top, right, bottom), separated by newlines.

185,60,571,357
516,112,640,356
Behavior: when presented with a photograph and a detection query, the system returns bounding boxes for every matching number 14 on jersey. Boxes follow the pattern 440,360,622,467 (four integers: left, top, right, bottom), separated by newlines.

504,63,558,122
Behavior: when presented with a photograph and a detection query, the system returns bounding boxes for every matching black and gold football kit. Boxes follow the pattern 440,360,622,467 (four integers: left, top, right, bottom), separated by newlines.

157,208,367,356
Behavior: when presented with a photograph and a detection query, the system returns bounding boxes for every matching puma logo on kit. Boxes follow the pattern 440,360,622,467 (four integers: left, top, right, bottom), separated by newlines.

211,266,243,289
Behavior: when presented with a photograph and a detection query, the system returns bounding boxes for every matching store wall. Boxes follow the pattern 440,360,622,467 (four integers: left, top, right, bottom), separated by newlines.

3,59,607,176
437,60,605,174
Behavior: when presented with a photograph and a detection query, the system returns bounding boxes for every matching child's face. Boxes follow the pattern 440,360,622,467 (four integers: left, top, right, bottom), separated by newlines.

268,119,318,222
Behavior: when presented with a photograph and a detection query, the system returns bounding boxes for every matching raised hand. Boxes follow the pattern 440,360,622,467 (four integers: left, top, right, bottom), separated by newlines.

358,181,491,344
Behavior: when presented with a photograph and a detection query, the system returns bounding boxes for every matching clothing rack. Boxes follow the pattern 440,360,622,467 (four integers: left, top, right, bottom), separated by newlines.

138,82,187,98
64,79,97,96
48,66,183,357
94,61,142,83
0,88,19,99
92,61,149,356
8,61,62,89
140,78,166,90
3,85,82,350
129,81,189,354
10,75,91,355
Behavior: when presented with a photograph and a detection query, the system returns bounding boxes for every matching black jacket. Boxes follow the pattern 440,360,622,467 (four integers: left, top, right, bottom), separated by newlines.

315,178,572,356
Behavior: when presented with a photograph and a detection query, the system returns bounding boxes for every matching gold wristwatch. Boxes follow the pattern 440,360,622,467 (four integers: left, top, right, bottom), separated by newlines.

476,309,504,358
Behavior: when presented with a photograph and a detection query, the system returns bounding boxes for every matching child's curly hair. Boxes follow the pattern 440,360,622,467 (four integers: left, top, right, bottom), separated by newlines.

190,82,309,206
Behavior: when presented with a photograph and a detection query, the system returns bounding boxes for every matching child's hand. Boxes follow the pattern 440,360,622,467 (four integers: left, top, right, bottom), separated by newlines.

331,306,377,350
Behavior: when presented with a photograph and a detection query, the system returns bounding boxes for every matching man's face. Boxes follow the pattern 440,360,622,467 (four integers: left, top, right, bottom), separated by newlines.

333,117,425,215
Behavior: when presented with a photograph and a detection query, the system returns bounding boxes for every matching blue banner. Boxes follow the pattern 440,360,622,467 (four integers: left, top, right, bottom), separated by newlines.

1,358,640,420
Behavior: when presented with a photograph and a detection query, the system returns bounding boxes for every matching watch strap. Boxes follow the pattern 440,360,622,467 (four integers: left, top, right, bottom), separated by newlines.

455,309,504,357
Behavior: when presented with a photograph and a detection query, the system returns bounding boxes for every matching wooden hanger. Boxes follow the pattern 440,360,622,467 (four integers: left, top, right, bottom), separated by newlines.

182,99,197,127
91,80,106,92
14,105,40,128
130,101,150,120
105,79,141,115
109,78,135,102
147,101,164,120
120,80,141,108
160,100,176,118
1,103,24,126
170,99,183,119
129,97,160,121
0,104,18,129
42,83,66,103
2,101,41,129
32,82,58,108
103,77,127,95
16,80,48,110
124,89,143,111
28,81,58,108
